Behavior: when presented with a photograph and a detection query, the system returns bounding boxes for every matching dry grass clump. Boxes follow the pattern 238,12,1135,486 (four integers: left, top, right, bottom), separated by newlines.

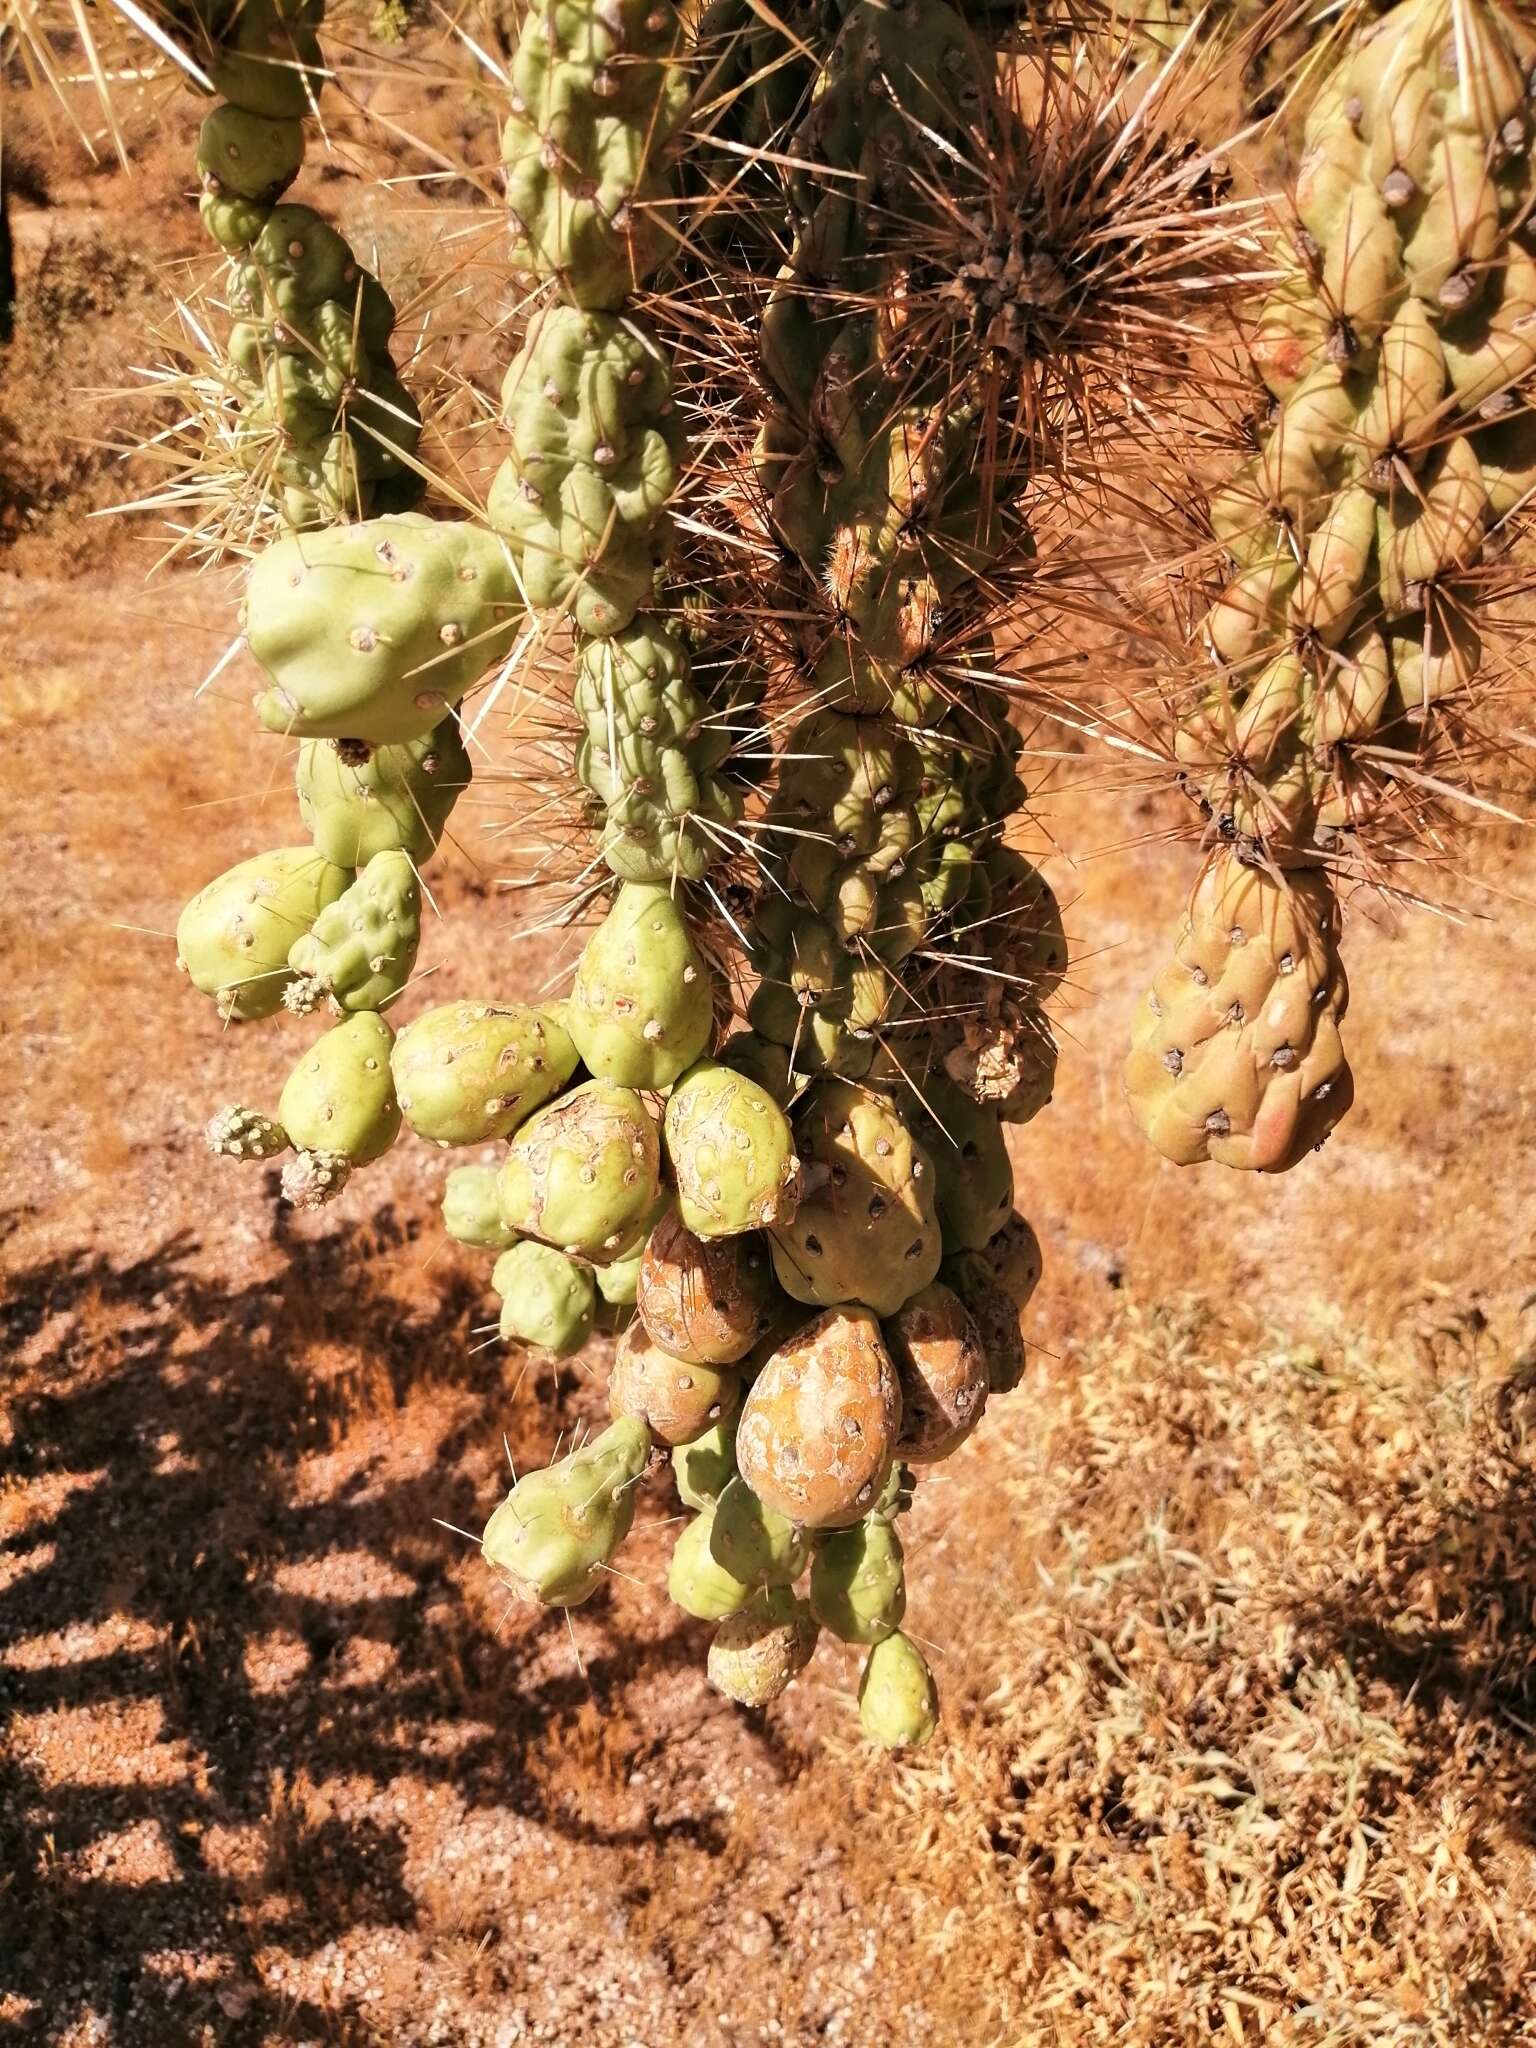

865,1298,1536,2044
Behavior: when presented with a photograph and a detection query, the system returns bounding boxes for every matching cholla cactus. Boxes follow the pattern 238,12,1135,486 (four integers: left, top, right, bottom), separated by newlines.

1124,0,1536,1172
73,0,1528,1744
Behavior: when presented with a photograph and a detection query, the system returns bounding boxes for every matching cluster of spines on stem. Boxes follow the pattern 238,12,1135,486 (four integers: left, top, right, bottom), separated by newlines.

185,0,424,528
1124,0,1536,1172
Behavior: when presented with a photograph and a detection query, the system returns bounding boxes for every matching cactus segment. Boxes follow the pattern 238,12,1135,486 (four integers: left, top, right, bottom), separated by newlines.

662,1062,802,1238
809,1516,906,1645
392,1002,579,1148
608,1324,741,1446
735,1306,902,1530
498,1080,662,1262
177,846,349,1022
297,719,471,868
493,1240,597,1358
708,1474,810,1589
707,1587,819,1706
567,882,716,1089
442,1164,518,1251
284,849,421,1013
636,1211,777,1366
668,1509,754,1621
857,1631,938,1748
276,1011,401,1206
481,1416,653,1608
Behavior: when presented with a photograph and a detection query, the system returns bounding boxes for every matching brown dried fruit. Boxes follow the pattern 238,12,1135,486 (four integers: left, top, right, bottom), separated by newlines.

735,1308,902,1530
883,1283,988,1463
636,1212,776,1367
608,1324,741,1447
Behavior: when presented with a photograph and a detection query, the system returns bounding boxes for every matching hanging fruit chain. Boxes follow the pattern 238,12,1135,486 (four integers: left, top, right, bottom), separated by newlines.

1125,0,1536,1173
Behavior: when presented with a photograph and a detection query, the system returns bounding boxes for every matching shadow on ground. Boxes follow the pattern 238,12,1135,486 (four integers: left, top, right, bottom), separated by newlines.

0,1210,804,2044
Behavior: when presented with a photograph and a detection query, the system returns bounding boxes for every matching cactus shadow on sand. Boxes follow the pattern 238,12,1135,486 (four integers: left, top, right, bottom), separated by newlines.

0,1210,805,2044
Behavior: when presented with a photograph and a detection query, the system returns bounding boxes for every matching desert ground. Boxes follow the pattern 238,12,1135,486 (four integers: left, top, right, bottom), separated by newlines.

5,59,1536,2048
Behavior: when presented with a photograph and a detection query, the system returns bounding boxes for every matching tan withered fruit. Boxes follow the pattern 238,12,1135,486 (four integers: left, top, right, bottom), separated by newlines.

882,1283,988,1464
636,1211,776,1367
608,1324,741,1448
735,1308,902,1530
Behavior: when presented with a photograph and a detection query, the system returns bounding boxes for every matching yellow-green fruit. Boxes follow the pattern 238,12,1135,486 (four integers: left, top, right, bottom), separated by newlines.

810,1517,905,1645
672,1412,738,1511
667,1509,754,1621
246,516,520,744
207,0,325,119
662,1061,801,1238
567,883,715,1089
177,846,349,1022
858,1631,938,1749
708,1474,809,1588
1124,853,1353,1173
297,719,471,868
499,1080,661,1262
279,1013,400,1160
442,1163,517,1250
769,1080,941,1316
391,1002,579,1146
481,1415,652,1608
196,104,304,203
899,1072,1014,1253
493,1241,596,1359
707,1587,819,1707
285,849,420,1013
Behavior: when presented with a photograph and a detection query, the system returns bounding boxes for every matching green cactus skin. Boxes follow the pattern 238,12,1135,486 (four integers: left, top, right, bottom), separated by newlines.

493,1240,597,1358
769,1081,942,1317
391,1001,579,1147
205,1104,290,1161
246,516,520,742
487,307,683,639
672,1412,739,1512
567,882,715,1089
810,1517,906,1645
276,1011,402,1206
668,1508,755,1621
662,1061,801,1239
297,718,471,868
204,0,326,119
707,1473,809,1589
196,104,304,203
707,1587,819,1707
441,1163,518,1251
574,620,755,883
499,1079,662,1262
858,1630,938,1748
501,0,690,310
176,845,349,1022
284,849,420,1013
481,1415,653,1608
899,1072,1014,1255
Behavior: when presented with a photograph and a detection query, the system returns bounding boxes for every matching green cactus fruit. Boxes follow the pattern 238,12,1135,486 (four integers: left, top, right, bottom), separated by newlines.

499,1079,662,1262
810,1517,906,1645
284,849,420,1013
246,516,520,744
769,1080,941,1316
493,1240,596,1359
707,1587,819,1707
940,1251,1026,1396
672,1412,739,1512
566,883,715,1089
608,1324,740,1446
574,620,750,882
487,307,683,637
276,1011,401,1206
481,1415,653,1608
746,893,908,1081
391,1001,579,1146
667,1508,754,1622
899,1072,1014,1254
736,1306,902,1529
207,0,325,119
882,1283,987,1463
441,1163,517,1250
858,1631,938,1749
297,719,470,868
205,1104,290,1161
636,1210,776,1366
176,845,349,1022
501,0,690,308
708,1474,809,1589
662,1061,801,1238
196,105,304,203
